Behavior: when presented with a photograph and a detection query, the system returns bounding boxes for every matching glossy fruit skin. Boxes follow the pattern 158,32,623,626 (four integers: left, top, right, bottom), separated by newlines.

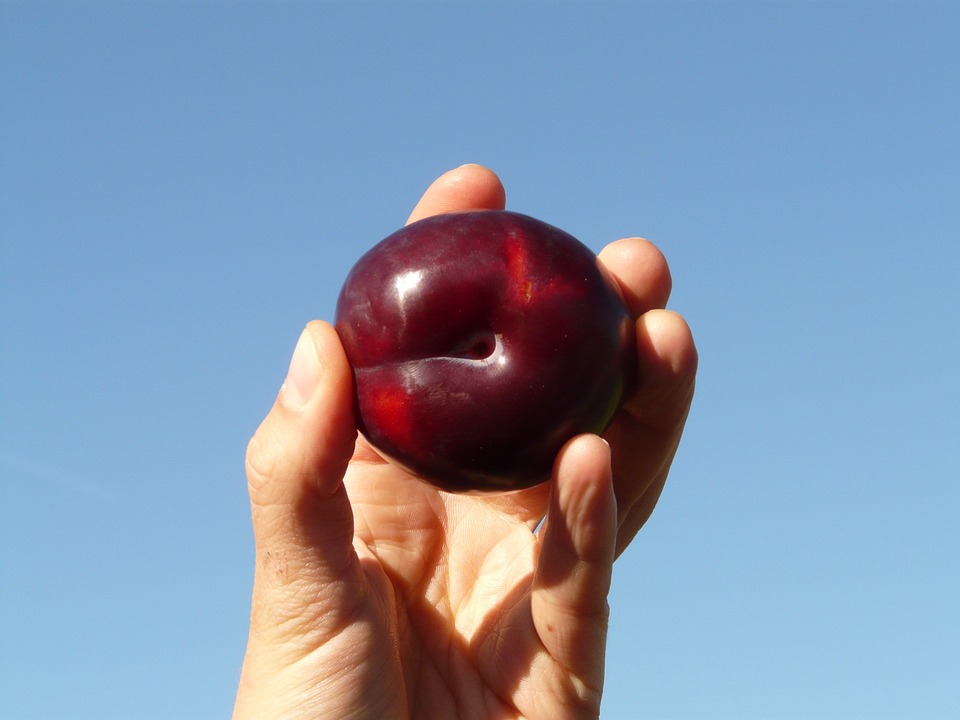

335,210,635,493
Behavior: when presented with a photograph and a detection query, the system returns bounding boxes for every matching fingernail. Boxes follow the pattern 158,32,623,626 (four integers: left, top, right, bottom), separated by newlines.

281,330,320,411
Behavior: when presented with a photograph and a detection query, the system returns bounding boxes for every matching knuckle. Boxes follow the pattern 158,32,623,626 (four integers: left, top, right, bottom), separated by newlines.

245,424,285,505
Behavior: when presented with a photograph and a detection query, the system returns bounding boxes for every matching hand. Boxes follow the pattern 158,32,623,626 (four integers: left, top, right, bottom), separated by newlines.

234,164,697,720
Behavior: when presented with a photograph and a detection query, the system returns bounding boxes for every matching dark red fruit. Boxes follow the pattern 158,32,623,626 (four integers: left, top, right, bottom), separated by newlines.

335,210,635,493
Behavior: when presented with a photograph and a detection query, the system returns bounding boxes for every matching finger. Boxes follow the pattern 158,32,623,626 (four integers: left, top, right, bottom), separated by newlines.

603,309,698,556
531,434,617,703
598,237,673,315
243,320,361,640
406,163,506,224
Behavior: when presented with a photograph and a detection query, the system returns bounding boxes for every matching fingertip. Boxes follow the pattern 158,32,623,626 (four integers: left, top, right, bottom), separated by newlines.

447,162,505,193
441,163,507,207
637,309,698,379
555,433,613,487
560,433,617,528
541,434,617,576
298,320,358,486
598,237,673,314
246,320,357,510
622,309,698,431
406,164,507,224
279,328,321,411
281,320,357,442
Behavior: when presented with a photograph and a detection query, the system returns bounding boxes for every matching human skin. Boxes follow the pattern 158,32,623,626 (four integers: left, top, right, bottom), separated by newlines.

234,164,698,720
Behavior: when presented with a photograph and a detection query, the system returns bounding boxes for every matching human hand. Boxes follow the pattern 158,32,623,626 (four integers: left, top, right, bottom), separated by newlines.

234,164,697,719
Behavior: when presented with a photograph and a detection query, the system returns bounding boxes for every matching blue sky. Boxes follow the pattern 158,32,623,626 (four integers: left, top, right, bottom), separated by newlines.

2,2,958,718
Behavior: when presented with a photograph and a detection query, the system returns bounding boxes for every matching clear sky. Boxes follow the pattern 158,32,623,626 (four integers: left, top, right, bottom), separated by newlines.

2,2,958,719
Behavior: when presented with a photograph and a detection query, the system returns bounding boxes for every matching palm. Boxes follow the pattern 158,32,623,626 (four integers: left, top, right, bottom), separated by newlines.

343,441,600,718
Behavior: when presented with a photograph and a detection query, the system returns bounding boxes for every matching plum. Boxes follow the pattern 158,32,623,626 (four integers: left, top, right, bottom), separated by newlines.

335,210,635,493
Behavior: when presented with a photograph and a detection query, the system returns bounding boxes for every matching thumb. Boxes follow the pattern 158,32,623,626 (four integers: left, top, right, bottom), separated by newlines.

243,320,360,637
